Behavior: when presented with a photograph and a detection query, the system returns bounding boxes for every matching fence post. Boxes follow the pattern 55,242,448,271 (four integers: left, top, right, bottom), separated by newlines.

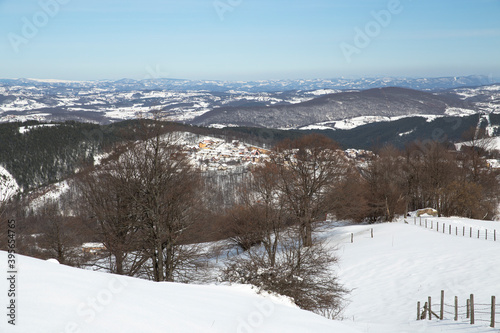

437,223,439,232
443,223,445,233
417,301,421,320
420,216,422,225
491,296,496,328
456,226,458,236
470,227,472,238
440,290,444,320
449,225,451,235
486,229,488,240
428,296,432,320
470,294,475,325
351,233,353,243
478,230,480,239
455,296,458,321
431,220,433,229
495,230,497,242
371,228,373,238
463,226,465,236
425,219,427,228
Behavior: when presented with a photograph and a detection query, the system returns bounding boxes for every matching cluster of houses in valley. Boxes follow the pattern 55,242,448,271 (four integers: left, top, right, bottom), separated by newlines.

343,148,375,163
186,138,270,171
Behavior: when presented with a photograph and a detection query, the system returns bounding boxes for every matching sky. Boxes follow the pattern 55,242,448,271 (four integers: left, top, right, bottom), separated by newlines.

0,0,499,81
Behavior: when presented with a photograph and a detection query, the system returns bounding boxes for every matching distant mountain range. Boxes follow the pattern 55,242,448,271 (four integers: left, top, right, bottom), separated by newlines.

0,76,499,129
1,75,498,93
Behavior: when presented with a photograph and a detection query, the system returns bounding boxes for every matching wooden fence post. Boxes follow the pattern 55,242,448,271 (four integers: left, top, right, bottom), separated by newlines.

491,296,496,328
440,290,444,320
351,233,353,243
470,294,475,325
371,228,373,238
449,225,451,235
443,224,445,233
486,229,488,240
495,230,497,242
470,227,472,238
456,226,458,236
428,296,432,320
478,230,480,239
437,223,439,232
417,301,421,320
463,226,465,236
455,296,458,321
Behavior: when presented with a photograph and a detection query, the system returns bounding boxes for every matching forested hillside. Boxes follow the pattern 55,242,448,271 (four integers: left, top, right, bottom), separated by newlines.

0,113,494,191
0,121,118,191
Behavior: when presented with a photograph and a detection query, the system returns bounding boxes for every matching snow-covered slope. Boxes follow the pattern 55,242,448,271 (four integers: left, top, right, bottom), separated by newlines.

0,165,18,199
0,252,360,333
329,217,500,332
1,216,499,332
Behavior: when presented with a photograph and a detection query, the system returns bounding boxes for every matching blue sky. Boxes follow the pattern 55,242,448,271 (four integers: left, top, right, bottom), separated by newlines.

1,0,499,81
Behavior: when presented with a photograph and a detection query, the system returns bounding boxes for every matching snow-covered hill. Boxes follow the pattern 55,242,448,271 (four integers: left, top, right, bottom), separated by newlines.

1,216,499,332
0,251,360,333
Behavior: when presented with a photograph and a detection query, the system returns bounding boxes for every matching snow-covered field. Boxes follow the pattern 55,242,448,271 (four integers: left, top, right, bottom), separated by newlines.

1,217,499,332
327,217,500,332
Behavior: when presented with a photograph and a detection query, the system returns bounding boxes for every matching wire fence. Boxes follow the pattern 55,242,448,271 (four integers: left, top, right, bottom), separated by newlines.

409,217,498,242
417,290,499,328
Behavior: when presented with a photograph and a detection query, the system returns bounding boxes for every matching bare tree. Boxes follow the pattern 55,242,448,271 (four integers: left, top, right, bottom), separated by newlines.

77,122,206,281
271,134,347,247
365,146,407,221
221,232,347,317
77,156,146,275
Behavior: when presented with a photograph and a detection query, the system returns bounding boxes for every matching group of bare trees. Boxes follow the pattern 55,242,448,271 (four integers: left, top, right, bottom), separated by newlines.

220,134,348,315
332,131,500,222
76,125,207,282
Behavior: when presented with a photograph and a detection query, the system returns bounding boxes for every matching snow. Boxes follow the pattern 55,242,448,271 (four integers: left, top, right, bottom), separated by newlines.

455,137,500,152
445,107,478,116
18,124,58,134
28,180,70,212
0,252,361,333
324,217,500,332
1,216,499,332
0,165,18,199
